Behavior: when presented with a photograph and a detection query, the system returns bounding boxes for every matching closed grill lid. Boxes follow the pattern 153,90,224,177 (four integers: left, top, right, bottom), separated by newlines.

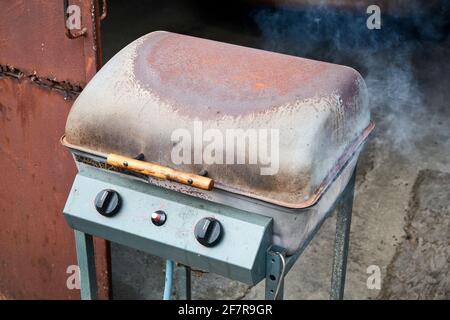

64,31,373,208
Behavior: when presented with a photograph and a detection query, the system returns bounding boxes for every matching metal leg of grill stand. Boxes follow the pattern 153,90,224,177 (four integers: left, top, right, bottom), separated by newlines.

175,263,191,300
265,246,287,300
74,230,97,300
330,170,356,300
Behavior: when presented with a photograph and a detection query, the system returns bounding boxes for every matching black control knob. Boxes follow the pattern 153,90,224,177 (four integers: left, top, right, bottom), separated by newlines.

94,189,121,217
194,217,223,247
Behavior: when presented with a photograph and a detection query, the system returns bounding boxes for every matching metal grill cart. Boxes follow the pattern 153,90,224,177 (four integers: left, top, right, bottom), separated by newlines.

62,31,374,300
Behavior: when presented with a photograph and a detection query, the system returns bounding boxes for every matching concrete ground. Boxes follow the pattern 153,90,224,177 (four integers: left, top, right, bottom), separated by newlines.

103,1,450,299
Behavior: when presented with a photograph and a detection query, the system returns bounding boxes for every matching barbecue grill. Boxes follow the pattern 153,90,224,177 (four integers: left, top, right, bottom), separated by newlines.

62,31,374,300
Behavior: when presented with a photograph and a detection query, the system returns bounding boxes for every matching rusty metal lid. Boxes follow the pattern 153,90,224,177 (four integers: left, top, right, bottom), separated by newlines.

64,31,373,208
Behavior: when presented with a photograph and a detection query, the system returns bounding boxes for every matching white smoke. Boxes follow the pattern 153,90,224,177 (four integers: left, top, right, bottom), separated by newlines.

252,2,449,154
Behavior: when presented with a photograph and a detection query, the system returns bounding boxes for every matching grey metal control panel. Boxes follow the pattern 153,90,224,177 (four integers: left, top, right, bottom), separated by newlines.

63,166,273,284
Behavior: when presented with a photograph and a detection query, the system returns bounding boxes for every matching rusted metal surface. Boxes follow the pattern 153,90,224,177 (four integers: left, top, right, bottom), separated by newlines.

65,31,372,208
0,0,100,83
0,0,109,299
64,0,88,39
0,65,25,80
99,0,107,21
134,32,360,118
1,64,83,100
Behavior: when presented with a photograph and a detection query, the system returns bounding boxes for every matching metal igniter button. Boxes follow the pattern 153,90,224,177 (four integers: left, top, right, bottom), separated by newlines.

151,210,167,226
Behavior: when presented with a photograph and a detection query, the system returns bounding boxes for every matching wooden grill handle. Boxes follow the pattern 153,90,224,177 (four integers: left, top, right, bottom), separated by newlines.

106,154,214,191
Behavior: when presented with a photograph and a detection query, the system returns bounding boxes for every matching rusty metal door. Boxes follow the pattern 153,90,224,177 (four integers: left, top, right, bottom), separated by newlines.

0,0,110,299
